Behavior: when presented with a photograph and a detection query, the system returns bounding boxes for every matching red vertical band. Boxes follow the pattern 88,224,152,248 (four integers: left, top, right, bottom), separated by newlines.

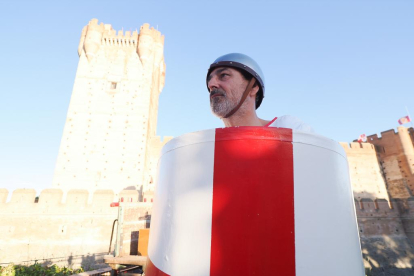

145,257,170,276
210,127,295,276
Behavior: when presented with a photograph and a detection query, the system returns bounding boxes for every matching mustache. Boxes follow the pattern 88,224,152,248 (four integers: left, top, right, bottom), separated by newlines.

210,89,225,98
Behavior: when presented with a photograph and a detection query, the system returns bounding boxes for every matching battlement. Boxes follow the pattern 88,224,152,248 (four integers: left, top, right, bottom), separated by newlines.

139,23,165,44
151,135,174,145
364,127,414,142
0,187,153,266
0,188,152,210
355,197,414,214
78,18,165,64
355,197,414,238
340,141,375,152
101,23,140,47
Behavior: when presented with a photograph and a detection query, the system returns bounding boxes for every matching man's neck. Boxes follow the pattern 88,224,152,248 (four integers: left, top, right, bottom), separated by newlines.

222,112,270,127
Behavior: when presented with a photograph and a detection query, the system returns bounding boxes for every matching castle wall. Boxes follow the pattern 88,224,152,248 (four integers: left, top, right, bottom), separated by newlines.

0,188,152,268
366,127,414,198
344,128,414,274
354,198,414,273
52,19,167,197
340,142,390,201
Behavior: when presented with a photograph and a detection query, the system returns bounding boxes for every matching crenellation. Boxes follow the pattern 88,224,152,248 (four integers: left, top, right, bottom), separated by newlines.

92,189,115,205
66,189,89,206
366,134,379,141
143,190,154,203
10,189,36,203
38,189,63,205
342,142,375,152
359,129,402,142
350,142,362,149
381,129,397,136
139,23,151,34
356,198,399,216
0,188,152,212
80,20,148,53
0,188,8,203
361,143,374,150
119,189,139,202
359,198,374,209
90,18,99,25
376,198,392,210
104,24,112,31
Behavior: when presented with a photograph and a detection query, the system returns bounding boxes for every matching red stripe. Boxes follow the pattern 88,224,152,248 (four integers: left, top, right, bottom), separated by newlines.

210,127,295,276
145,257,170,276
264,116,278,127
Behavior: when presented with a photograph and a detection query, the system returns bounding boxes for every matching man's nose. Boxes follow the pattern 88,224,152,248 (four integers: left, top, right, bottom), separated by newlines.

207,76,219,92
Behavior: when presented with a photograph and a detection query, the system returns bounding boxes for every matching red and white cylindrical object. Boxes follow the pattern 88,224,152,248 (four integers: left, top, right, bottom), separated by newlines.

146,127,364,276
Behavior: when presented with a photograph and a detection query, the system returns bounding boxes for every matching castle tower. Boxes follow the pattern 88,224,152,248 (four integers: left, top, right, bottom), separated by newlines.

398,126,414,175
52,19,171,198
340,142,390,201
364,127,414,198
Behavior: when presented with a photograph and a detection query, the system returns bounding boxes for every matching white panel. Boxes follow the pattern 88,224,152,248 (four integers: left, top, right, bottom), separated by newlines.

293,131,365,276
149,129,215,276
160,129,217,156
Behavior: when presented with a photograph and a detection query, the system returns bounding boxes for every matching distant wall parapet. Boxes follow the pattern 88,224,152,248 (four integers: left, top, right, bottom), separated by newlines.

0,188,153,267
340,141,375,151
355,197,414,241
0,188,153,208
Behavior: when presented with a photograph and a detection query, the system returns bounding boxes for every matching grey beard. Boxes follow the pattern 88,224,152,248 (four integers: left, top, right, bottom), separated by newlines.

210,89,234,118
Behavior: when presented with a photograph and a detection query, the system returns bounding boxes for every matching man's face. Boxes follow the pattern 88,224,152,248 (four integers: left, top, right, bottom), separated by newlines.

207,67,248,118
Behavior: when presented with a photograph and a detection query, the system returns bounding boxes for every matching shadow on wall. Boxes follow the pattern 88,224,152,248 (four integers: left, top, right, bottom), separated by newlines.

81,254,106,271
3,253,108,271
362,237,414,276
46,253,106,270
356,192,414,276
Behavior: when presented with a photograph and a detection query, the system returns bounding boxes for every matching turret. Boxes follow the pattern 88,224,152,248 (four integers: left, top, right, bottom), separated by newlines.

83,19,104,62
398,126,414,175
137,23,154,66
78,26,87,57
137,24,164,67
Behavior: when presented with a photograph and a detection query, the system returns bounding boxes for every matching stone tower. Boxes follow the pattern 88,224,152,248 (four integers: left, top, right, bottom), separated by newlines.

52,19,171,198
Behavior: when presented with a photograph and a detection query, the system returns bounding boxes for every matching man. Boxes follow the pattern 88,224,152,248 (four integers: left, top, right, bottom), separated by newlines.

207,53,313,132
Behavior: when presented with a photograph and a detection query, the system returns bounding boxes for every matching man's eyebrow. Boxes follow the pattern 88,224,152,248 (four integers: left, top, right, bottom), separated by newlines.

207,68,230,82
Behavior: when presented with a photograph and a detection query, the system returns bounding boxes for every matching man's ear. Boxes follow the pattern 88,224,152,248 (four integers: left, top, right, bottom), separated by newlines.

249,82,259,97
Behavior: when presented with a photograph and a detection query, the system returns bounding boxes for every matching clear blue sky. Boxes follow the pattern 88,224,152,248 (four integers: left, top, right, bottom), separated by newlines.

1,1,413,193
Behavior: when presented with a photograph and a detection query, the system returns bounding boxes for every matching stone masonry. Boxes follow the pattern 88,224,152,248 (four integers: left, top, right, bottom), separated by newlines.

0,188,150,268
341,126,414,275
